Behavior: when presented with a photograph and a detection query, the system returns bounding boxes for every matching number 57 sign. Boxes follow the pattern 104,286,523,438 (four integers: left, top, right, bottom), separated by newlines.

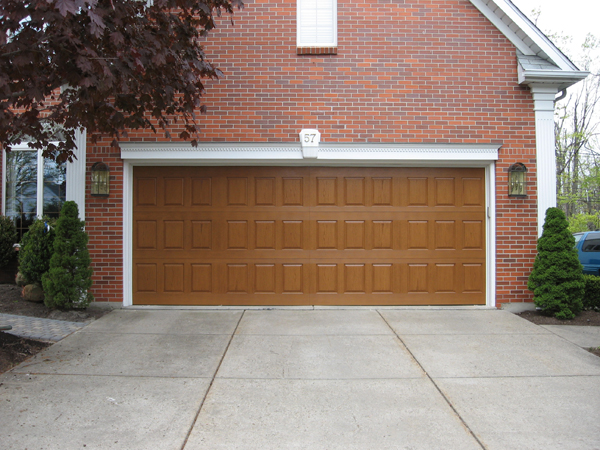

299,129,320,159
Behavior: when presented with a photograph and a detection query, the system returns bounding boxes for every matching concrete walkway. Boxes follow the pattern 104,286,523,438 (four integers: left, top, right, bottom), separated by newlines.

1,309,599,450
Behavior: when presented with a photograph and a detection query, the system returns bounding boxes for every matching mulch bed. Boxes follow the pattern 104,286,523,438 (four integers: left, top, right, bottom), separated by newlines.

0,332,51,374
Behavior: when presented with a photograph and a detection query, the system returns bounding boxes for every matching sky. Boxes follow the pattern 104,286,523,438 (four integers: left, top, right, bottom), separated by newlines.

510,0,600,58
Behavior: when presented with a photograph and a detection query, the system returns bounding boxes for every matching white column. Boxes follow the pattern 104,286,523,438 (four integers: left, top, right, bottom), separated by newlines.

530,85,559,236
66,128,87,220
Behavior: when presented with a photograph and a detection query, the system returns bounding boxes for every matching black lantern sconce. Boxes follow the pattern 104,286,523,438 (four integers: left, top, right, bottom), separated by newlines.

508,162,527,197
91,162,110,197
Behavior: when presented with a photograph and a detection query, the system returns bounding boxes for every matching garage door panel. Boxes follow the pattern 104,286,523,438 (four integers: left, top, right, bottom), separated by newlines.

133,166,486,305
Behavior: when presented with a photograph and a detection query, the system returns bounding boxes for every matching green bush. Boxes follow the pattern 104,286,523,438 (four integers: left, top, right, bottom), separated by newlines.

0,215,17,268
42,201,93,309
568,213,600,233
583,275,600,310
18,218,56,285
528,207,584,320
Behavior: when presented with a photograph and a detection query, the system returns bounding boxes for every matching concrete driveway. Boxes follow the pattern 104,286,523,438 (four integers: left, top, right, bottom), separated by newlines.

1,309,599,450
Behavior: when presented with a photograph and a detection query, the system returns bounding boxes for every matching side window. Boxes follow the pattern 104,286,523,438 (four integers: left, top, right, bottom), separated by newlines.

3,148,66,239
297,0,337,54
582,234,600,252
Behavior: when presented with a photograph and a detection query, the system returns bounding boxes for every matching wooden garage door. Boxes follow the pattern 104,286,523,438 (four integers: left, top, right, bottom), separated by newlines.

133,166,486,305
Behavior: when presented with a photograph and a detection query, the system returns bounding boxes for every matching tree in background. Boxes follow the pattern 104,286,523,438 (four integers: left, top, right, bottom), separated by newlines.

553,34,600,224
528,208,584,319
42,201,92,309
0,0,242,162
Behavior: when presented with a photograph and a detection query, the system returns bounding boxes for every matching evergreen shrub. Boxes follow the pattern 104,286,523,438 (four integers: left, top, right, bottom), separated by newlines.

42,201,93,309
528,207,584,319
18,218,56,285
0,215,17,268
583,275,600,310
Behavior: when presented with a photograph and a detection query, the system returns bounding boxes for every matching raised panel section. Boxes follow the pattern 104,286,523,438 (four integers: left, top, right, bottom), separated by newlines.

227,264,248,293
137,221,157,249
316,264,338,293
137,178,157,206
255,178,275,206
164,264,184,292
464,264,484,293
164,221,184,249
345,221,365,249
408,264,428,293
283,264,303,293
283,221,303,249
316,178,337,205
372,178,392,206
136,264,157,292
255,264,276,293
317,221,337,249
191,264,212,292
463,178,483,206
164,178,184,206
464,221,484,250
228,177,248,205
191,178,212,206
407,221,428,250
373,221,393,249
192,221,212,249
372,264,393,293
256,221,276,249
344,264,365,293
435,221,456,250
435,264,456,293
282,178,303,206
407,178,428,206
344,178,365,206
435,178,455,206
228,221,248,249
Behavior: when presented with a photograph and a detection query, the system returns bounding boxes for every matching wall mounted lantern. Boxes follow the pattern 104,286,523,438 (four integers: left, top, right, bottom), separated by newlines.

91,162,110,197
508,162,527,197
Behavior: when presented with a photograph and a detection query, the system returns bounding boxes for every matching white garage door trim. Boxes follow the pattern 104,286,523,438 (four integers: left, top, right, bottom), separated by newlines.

121,142,499,308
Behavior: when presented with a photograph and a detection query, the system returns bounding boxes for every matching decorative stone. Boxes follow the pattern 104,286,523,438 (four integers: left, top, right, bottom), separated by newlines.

22,284,45,303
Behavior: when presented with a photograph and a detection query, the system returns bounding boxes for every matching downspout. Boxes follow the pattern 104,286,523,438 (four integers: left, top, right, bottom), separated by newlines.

555,89,567,103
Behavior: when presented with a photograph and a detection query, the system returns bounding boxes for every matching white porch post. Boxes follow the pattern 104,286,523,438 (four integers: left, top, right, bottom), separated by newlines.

530,84,559,236
66,128,87,220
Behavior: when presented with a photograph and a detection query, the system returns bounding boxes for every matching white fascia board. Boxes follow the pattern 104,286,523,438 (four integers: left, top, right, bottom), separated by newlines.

120,142,499,167
470,0,579,71
518,68,590,91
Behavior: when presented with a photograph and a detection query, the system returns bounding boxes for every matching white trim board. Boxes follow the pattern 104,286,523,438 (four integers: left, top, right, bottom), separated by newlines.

121,141,498,308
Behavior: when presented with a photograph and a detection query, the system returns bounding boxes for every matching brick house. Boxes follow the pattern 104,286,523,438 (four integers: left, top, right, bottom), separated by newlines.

1,0,587,308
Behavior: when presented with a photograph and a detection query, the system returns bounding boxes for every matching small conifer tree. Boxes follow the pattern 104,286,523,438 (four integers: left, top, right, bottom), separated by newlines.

42,201,93,309
19,218,56,285
528,207,584,319
0,215,17,268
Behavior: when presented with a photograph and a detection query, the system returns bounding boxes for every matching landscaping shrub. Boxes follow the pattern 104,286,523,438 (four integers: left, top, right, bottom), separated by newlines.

0,215,17,268
528,207,584,319
42,201,93,309
583,275,600,310
18,218,56,285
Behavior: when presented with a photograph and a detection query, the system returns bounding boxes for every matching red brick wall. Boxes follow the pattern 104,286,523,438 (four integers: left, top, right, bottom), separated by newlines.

83,0,538,306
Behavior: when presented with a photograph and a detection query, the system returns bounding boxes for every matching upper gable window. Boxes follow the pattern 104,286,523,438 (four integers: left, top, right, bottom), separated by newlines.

297,0,337,55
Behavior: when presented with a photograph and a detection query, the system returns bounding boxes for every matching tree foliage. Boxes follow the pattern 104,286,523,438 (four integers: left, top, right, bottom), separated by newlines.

42,201,92,309
528,208,584,319
0,0,242,162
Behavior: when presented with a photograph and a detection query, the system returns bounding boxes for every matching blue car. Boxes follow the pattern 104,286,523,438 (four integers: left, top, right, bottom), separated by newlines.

573,231,600,275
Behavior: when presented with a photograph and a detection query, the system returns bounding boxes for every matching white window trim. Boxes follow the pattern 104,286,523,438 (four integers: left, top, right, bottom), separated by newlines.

297,0,338,48
121,142,497,308
2,129,86,220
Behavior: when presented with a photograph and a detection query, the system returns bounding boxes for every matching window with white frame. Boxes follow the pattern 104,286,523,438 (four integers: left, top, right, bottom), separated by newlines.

297,0,337,49
3,145,67,239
